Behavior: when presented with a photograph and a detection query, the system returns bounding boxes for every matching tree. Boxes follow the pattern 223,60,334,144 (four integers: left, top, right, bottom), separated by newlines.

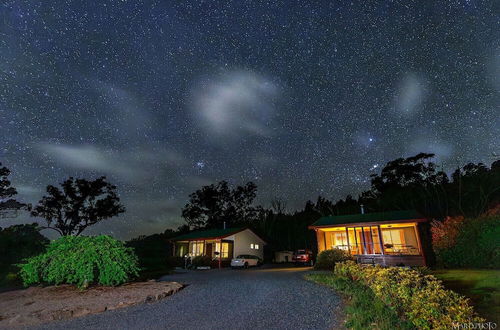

31,177,125,236
182,181,262,229
0,162,25,218
0,223,49,277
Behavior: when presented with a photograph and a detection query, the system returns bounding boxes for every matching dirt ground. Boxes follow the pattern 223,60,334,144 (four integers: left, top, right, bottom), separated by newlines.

0,281,183,328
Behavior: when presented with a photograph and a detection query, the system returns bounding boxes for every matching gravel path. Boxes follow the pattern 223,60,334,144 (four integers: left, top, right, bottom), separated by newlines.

34,266,344,330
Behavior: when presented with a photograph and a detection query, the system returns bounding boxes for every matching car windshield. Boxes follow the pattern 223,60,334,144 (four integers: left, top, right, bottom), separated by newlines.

296,250,306,254
236,255,246,258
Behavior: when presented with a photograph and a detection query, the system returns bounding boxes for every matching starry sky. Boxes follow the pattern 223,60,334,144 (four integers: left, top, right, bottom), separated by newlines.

1,1,499,239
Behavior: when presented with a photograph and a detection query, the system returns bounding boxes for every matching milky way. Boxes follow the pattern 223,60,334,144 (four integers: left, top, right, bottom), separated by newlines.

1,1,499,239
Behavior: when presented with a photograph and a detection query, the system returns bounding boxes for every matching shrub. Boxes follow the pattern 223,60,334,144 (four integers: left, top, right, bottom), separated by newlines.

0,224,49,276
314,248,352,270
306,273,413,329
19,235,139,288
191,255,212,267
166,256,184,268
335,261,484,329
432,215,500,268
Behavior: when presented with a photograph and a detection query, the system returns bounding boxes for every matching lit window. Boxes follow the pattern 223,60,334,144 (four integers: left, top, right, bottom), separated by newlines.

255,244,259,250
250,243,254,249
190,241,204,256
215,242,229,258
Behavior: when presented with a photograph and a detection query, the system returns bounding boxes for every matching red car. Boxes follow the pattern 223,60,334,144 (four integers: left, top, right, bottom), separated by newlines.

292,249,314,266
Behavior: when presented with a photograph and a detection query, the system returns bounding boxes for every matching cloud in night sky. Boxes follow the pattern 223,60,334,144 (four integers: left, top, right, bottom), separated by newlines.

393,73,428,117
191,70,280,139
38,143,186,183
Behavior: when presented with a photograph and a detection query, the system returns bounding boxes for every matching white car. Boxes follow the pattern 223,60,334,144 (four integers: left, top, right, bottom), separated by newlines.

230,255,262,269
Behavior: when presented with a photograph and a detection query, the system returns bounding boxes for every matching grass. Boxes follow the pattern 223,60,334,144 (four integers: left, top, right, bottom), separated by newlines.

432,269,500,324
305,273,414,330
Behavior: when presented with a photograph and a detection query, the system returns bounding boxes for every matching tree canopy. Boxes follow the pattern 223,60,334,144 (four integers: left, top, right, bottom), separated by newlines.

181,181,263,229
0,162,25,218
31,176,125,236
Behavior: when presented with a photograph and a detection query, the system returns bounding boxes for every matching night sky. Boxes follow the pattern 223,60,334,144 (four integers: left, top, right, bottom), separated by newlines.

1,1,498,239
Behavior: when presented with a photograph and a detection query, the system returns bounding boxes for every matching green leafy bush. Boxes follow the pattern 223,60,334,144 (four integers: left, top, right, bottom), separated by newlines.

191,255,211,267
314,248,352,270
432,215,500,268
19,235,139,288
335,261,484,329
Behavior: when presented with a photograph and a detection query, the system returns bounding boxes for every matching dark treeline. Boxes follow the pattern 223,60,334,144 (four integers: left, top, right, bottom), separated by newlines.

176,153,500,255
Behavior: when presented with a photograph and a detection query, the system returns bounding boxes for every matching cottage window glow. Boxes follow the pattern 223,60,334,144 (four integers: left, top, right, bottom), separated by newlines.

215,242,230,258
190,241,204,256
250,243,254,249
255,244,259,250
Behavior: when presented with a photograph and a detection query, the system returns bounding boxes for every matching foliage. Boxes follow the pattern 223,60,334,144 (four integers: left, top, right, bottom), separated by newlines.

182,181,263,229
432,215,500,268
0,224,48,288
306,273,413,329
431,216,466,250
19,235,139,288
31,177,125,236
335,261,484,329
433,269,500,324
0,162,25,218
126,229,183,279
314,248,352,270
191,255,212,267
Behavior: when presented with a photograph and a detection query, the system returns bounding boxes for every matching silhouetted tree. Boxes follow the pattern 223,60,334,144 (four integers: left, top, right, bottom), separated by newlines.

182,181,262,229
0,162,25,218
31,177,125,236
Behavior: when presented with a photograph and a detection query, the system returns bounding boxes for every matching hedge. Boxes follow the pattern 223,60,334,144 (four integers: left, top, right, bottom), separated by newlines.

335,261,484,329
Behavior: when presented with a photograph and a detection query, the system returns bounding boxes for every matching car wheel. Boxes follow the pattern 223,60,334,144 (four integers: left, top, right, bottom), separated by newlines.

244,262,248,269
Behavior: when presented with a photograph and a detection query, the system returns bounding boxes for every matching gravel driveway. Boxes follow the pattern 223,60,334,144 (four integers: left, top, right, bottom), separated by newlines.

35,265,344,330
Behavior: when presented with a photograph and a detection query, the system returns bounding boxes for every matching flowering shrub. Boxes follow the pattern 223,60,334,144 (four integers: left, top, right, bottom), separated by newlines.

335,261,484,329
20,235,139,289
314,248,352,270
431,216,465,250
431,215,500,268
191,255,212,267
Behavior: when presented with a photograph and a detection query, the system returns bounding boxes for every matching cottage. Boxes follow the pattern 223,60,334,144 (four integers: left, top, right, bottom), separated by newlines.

309,210,429,266
171,228,265,265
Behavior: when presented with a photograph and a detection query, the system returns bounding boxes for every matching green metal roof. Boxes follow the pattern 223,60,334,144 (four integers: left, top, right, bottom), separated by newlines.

311,210,424,227
171,227,245,241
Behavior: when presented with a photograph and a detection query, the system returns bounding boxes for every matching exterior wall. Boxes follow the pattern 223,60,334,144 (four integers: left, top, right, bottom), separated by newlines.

231,229,265,260
316,230,326,253
274,251,293,263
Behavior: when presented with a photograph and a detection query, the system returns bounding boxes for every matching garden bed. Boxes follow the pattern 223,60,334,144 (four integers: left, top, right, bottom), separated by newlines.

0,281,183,328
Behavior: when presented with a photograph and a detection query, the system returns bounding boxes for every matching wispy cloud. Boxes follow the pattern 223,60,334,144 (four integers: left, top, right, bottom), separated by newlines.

190,70,280,139
393,73,428,117
37,143,186,182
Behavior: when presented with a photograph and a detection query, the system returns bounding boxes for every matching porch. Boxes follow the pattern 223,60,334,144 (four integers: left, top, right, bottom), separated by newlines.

310,210,428,266
174,239,234,260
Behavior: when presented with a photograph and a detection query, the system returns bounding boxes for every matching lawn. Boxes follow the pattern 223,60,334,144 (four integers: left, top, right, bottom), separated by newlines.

432,269,500,324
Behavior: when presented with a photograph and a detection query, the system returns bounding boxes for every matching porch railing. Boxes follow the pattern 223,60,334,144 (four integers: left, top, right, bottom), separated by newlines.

331,244,420,256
